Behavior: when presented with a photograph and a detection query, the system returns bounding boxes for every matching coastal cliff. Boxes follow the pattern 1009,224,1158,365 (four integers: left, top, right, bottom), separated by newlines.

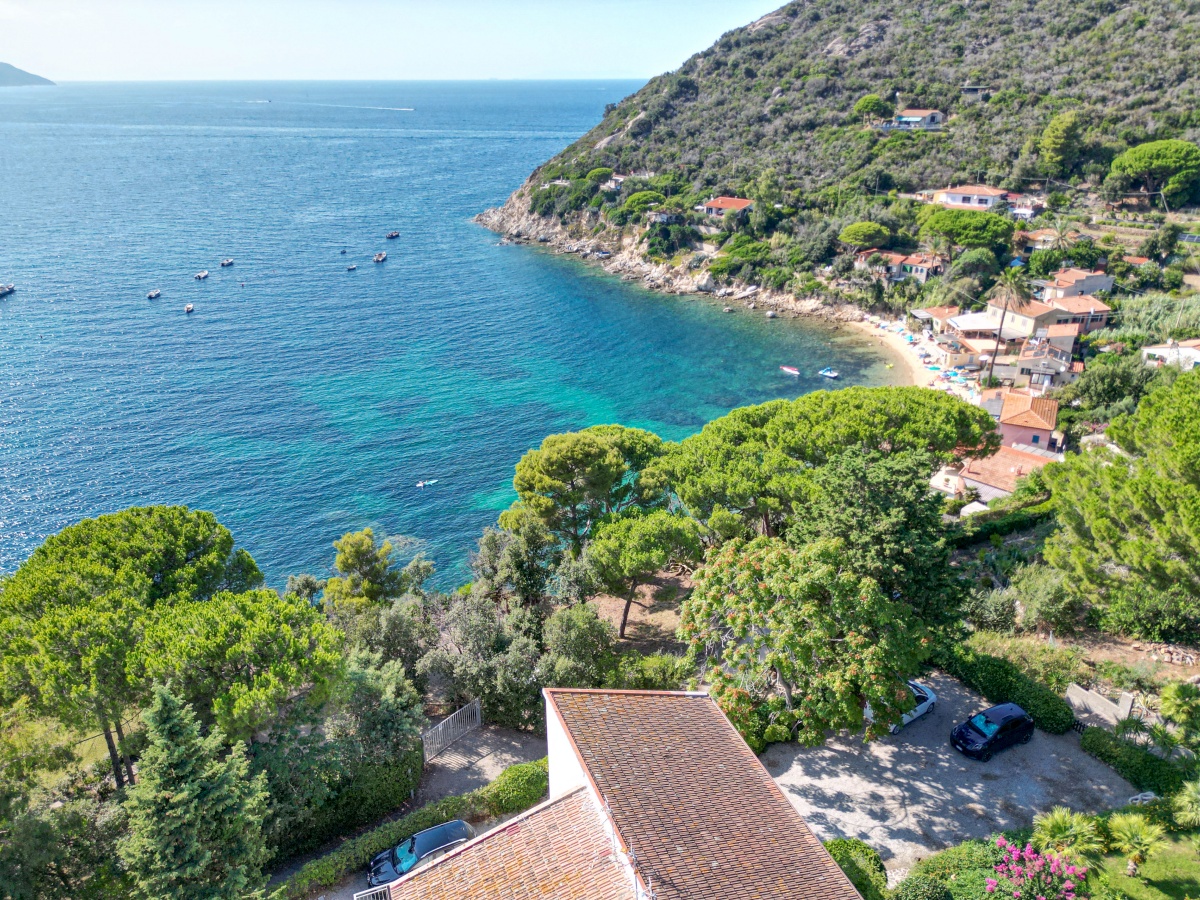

0,63,54,87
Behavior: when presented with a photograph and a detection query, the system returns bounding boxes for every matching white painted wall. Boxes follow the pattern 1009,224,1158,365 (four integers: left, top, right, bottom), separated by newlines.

546,700,588,799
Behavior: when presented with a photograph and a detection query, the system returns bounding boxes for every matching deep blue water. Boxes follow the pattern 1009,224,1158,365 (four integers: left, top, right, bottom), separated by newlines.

0,82,900,586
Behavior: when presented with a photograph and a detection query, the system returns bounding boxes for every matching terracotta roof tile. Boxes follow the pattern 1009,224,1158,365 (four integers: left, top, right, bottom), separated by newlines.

1047,322,1082,337
706,196,754,211
960,446,1052,494
389,787,636,900
1049,268,1104,287
1051,294,1111,314
936,184,1007,197
917,304,961,320
545,690,860,900
999,392,1059,430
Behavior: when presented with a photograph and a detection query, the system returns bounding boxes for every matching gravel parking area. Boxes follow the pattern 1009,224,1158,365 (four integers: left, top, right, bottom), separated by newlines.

763,671,1136,872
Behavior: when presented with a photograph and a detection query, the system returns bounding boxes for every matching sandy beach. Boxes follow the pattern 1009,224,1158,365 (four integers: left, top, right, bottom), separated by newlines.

845,317,979,403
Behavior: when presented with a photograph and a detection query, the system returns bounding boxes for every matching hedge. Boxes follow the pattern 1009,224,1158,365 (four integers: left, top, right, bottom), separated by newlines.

935,644,1075,734
948,500,1055,548
275,758,549,900
1079,727,1192,797
894,874,953,900
824,837,887,900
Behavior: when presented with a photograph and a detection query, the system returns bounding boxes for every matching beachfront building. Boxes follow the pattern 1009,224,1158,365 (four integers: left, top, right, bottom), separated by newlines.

701,196,755,218
910,304,960,335
980,388,1063,449
1142,338,1200,371
900,253,945,283
1038,267,1114,300
930,185,1009,209
854,248,908,279
381,689,860,900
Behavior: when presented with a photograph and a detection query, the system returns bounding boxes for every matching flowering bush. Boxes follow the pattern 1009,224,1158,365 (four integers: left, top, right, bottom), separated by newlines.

986,837,1088,900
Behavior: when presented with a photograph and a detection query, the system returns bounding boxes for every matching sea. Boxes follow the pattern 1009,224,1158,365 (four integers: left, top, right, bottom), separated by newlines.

0,81,901,586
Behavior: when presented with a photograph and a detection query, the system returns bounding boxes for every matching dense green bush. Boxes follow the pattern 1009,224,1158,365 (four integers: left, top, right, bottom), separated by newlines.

1079,727,1192,797
824,837,887,900
964,633,1085,695
910,837,1001,882
948,500,1055,549
604,651,690,691
277,758,549,899
935,644,1075,733
895,873,953,900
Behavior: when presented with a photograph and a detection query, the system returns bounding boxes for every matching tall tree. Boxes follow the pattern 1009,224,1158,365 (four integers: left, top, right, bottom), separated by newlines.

0,506,261,787
136,590,345,741
984,267,1034,384
322,528,429,608
788,449,960,625
1038,111,1083,178
1110,140,1200,207
119,686,269,900
587,511,702,638
681,538,929,743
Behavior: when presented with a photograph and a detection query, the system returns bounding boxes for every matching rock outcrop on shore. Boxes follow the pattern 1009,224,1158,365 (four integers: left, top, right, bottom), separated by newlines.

476,185,865,324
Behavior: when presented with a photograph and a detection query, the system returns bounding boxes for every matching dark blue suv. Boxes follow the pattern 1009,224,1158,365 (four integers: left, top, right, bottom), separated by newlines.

367,819,475,886
950,703,1034,761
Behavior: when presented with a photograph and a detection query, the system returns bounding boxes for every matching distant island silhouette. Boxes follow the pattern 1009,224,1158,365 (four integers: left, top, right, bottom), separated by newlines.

0,63,54,87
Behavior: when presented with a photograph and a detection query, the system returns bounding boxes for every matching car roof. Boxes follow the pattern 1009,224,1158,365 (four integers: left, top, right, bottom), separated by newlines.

413,820,473,854
984,703,1027,722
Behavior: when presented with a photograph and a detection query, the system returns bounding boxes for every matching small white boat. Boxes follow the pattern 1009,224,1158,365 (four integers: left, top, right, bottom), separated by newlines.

416,479,439,488
374,252,387,263
347,264,357,271
194,270,209,280
386,231,400,239
0,284,14,298
220,259,234,267
185,303,194,314
780,366,800,376
819,367,839,379
147,289,161,300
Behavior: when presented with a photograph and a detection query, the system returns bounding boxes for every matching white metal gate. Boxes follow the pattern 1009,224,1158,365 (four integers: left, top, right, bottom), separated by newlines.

422,698,481,760
352,886,391,900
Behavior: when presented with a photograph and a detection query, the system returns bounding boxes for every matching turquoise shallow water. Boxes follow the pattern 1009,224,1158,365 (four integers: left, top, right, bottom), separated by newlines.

0,82,900,585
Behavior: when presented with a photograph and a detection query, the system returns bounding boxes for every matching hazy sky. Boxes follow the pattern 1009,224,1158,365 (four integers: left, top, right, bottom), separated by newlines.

1,0,784,81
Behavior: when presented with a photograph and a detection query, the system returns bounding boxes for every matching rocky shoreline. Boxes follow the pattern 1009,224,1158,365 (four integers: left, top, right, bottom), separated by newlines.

474,185,867,324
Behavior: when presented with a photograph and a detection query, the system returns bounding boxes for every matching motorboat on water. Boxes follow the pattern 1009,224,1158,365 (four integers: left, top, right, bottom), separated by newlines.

819,367,840,379
374,252,387,263
347,264,358,271
185,303,194,314
416,479,439,488
0,284,14,298
220,259,234,267
194,270,209,280
386,231,400,239
147,289,161,300
780,366,800,376
340,249,347,255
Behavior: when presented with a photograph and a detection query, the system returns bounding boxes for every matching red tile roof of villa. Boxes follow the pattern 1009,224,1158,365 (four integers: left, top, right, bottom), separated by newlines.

960,446,1053,495
1123,255,1151,266
388,787,636,900
857,248,908,265
544,689,860,900
918,304,961,320
902,253,943,267
986,296,1054,318
1048,267,1103,287
898,108,939,116
1047,322,1082,337
1051,294,1111,314
999,392,1059,430
705,196,754,211
938,184,1007,196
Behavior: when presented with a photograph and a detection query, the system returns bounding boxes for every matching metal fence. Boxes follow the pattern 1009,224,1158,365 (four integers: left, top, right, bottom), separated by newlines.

422,698,481,761
352,886,392,900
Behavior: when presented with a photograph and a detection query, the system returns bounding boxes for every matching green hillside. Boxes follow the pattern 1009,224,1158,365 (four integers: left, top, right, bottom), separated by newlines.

535,0,1200,196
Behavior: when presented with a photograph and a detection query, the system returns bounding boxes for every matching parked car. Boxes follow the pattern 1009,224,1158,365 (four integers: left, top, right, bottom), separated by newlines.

864,680,937,734
951,703,1034,761
367,819,476,886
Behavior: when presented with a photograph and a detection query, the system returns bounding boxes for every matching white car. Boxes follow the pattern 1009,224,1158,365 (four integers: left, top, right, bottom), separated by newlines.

865,680,937,734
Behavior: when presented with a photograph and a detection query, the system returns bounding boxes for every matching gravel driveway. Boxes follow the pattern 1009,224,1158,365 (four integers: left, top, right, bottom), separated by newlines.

763,671,1135,872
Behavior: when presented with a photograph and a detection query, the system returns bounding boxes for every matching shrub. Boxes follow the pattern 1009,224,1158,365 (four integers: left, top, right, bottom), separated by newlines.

824,837,887,900
278,758,549,899
948,500,1055,548
911,837,1001,882
1079,727,1191,797
895,874,953,900
964,633,1085,694
935,644,1076,733
961,590,1017,633
476,758,549,817
605,651,690,691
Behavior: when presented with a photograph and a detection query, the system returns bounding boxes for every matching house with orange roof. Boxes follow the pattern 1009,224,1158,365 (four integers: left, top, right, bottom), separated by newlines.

931,185,1009,209
854,248,908,279
933,445,1061,503
892,108,944,129
1038,267,1114,300
379,690,862,900
910,304,960,335
900,252,945,283
981,388,1062,449
1047,293,1110,332
702,196,755,218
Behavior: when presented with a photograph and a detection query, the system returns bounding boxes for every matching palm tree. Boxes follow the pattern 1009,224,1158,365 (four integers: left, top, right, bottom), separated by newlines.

923,232,956,264
1115,715,1149,744
1148,723,1181,759
1049,218,1077,253
1174,779,1200,829
1032,806,1104,860
984,267,1034,384
1160,682,1200,731
1107,812,1166,877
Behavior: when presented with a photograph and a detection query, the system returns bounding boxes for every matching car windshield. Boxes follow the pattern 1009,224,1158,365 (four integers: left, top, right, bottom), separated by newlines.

969,713,999,738
392,837,418,874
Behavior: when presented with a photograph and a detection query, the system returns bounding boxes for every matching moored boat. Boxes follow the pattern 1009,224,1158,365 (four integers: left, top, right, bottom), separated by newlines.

220,258,234,267
0,284,16,297
347,264,357,271
780,366,800,376
147,289,161,299
374,252,387,263
185,303,194,314
194,270,209,280
819,367,839,379
385,231,399,239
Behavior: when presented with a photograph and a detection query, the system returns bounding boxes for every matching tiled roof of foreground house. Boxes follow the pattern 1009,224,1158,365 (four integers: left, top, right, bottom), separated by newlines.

546,690,859,900
389,786,636,900
386,690,861,900
960,444,1053,495
999,391,1059,430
